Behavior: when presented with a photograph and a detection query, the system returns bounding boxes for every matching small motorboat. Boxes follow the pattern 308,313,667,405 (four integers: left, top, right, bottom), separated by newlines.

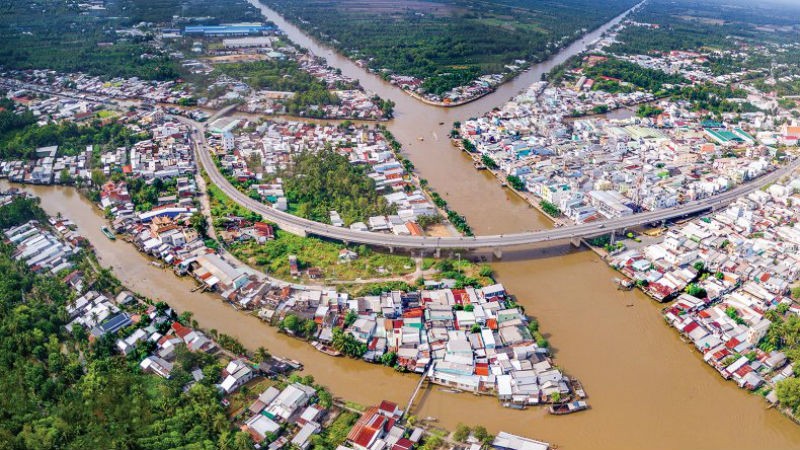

101,226,116,240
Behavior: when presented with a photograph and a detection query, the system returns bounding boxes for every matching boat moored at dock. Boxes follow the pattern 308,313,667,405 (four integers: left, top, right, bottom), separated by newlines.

549,400,589,415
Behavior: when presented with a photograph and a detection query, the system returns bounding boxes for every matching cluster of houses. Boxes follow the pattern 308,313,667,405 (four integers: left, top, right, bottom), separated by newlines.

243,391,553,450
241,87,386,120
343,400,551,450
0,106,200,187
210,118,438,227
455,20,800,225
104,197,261,294
0,145,94,184
0,80,106,124
459,80,788,223
244,280,580,407
241,389,555,450
608,177,800,397
172,24,389,120
140,321,223,380
3,216,83,274
388,70,508,105
240,382,323,448
1,68,194,104
612,20,799,92
345,401,417,450
128,119,197,178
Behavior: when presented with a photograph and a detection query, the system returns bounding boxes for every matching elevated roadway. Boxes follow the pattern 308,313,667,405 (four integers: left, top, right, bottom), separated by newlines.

183,116,800,250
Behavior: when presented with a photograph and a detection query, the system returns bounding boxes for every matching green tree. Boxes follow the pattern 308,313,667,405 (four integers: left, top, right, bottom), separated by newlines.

191,213,209,238
507,175,525,191
254,346,270,363
317,388,333,409
776,378,800,414
281,314,300,334
344,310,358,328
381,351,397,367
453,424,471,442
472,425,491,445
539,200,561,217
90,168,106,187
685,283,707,299
59,169,71,184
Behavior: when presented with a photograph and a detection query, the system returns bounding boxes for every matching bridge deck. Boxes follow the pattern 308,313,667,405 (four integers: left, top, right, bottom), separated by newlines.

182,115,800,251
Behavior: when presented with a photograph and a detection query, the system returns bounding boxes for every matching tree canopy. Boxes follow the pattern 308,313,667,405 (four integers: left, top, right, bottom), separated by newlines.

283,148,396,225
0,198,253,450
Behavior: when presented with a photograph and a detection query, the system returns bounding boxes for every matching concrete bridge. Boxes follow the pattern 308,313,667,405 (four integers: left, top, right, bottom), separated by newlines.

183,116,800,252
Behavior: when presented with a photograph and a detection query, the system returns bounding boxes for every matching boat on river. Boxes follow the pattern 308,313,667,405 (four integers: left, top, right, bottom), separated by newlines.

502,402,528,410
570,379,587,399
312,341,342,357
549,400,589,415
101,226,116,240
438,388,463,394
613,277,634,290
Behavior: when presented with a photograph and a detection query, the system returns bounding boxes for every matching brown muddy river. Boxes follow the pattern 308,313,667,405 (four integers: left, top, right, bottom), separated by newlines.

6,0,800,447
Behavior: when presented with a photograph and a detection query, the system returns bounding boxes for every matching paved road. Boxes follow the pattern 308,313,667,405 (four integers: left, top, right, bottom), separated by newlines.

182,116,799,250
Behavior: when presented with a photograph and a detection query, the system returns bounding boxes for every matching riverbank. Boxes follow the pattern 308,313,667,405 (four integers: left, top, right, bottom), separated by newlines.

2,190,515,450
402,86,495,109
7,178,800,450
2,168,583,413
598,175,800,419
451,138,567,229
257,0,645,111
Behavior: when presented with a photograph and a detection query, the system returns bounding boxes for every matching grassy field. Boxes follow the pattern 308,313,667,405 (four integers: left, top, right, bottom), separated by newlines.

206,170,415,282
230,232,416,282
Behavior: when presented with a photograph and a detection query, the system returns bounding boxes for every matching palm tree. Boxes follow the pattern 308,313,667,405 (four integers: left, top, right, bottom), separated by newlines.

255,346,270,363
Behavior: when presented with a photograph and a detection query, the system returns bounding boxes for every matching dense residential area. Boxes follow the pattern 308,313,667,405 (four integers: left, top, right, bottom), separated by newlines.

0,74,581,427
606,178,800,415
207,117,443,232
456,10,800,226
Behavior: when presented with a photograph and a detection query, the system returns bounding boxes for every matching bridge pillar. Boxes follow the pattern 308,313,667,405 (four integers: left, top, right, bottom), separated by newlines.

492,248,503,260
570,238,582,248
434,248,441,259
388,246,395,254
